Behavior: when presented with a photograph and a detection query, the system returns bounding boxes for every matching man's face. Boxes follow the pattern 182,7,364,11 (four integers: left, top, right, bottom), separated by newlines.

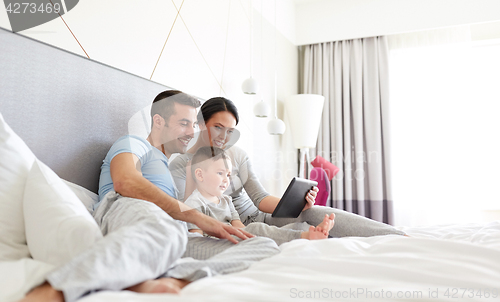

160,102,197,157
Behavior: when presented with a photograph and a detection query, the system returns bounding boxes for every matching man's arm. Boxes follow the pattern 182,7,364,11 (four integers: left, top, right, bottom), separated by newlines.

110,152,253,243
188,229,204,235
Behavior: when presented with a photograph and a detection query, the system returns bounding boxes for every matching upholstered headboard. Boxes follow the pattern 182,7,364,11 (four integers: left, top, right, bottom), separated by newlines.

0,27,176,193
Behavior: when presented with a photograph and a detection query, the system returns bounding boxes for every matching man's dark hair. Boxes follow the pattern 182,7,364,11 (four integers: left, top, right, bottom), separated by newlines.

150,90,201,128
197,97,239,126
191,146,229,177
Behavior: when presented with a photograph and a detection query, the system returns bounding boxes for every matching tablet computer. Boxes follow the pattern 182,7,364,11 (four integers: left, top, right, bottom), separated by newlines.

271,177,318,218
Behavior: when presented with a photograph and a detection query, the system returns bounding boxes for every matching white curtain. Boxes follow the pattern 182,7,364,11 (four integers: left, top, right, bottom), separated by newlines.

300,37,394,224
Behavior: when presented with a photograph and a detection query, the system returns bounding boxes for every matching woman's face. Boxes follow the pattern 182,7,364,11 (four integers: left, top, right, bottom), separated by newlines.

199,111,237,148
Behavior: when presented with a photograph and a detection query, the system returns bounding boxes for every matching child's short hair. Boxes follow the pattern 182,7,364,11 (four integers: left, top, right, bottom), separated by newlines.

191,146,229,178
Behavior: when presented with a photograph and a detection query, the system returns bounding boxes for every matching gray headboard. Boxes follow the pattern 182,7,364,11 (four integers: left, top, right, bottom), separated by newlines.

0,27,173,193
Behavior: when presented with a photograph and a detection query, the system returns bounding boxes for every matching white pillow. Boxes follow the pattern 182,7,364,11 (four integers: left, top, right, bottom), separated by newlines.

0,259,55,302
0,112,34,260
63,180,99,213
23,160,103,266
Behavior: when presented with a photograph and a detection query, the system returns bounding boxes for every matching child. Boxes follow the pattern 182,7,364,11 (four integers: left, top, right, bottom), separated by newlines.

184,146,335,245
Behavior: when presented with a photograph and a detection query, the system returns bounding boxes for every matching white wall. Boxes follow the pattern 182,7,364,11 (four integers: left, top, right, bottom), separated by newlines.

0,0,298,195
254,0,296,45
295,0,500,45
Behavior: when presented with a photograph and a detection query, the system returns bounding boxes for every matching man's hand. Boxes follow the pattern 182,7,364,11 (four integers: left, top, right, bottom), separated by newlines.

302,186,319,212
195,215,254,244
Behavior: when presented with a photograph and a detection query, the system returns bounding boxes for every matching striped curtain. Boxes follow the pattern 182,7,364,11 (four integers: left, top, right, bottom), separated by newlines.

300,36,395,224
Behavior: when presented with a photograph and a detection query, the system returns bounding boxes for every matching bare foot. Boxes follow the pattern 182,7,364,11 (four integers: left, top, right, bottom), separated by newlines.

19,282,64,302
315,213,335,235
300,226,329,240
126,278,190,294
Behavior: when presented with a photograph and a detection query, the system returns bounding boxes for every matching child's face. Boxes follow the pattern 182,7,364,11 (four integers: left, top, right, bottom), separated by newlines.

198,157,232,197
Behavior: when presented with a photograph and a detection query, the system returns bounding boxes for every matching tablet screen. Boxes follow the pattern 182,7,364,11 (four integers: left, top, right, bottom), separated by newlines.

272,177,318,218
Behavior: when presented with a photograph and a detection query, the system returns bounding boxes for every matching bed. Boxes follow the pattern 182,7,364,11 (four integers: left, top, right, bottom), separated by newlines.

1,27,500,302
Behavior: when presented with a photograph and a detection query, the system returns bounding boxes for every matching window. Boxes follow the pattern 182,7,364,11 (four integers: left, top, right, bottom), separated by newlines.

390,37,500,227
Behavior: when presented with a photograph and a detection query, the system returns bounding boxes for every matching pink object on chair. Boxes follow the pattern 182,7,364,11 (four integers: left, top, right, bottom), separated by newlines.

310,167,330,206
311,155,340,181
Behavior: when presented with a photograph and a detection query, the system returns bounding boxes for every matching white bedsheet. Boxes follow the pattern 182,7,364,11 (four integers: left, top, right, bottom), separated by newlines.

3,222,500,302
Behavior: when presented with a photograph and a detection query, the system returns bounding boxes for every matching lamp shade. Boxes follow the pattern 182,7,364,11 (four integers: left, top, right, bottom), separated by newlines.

253,100,270,117
242,77,259,94
267,118,286,135
286,94,325,149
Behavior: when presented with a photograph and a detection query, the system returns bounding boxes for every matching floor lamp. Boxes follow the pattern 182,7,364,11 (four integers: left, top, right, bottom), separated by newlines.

286,94,325,178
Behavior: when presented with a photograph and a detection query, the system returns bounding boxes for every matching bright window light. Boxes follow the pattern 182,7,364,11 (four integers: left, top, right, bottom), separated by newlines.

390,39,500,227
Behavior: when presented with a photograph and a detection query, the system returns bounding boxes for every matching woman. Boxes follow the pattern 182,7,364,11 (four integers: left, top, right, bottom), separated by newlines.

170,97,405,238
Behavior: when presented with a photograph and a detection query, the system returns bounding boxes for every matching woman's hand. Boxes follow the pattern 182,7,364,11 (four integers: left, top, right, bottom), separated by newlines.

302,186,319,211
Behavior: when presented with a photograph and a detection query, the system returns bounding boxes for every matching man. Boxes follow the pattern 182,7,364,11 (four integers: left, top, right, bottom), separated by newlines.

22,90,279,302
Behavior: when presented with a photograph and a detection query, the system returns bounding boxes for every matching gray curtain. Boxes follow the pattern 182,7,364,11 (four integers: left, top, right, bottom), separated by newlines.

300,36,394,224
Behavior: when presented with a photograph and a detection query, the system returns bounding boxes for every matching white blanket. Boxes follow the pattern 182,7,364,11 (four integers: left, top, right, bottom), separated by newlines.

3,222,500,302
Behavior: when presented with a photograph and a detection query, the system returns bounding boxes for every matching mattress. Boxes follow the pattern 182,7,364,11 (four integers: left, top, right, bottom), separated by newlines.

46,222,500,302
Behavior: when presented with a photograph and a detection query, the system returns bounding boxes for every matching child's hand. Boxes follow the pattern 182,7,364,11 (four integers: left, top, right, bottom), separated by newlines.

302,186,319,212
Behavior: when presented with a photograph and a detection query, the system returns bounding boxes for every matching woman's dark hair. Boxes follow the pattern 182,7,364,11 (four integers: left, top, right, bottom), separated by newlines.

197,97,239,126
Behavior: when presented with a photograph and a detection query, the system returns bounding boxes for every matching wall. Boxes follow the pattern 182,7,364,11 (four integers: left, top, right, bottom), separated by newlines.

295,0,500,45
0,0,298,195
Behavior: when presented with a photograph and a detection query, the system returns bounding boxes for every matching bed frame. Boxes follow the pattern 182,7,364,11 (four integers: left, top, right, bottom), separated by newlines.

0,27,176,193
